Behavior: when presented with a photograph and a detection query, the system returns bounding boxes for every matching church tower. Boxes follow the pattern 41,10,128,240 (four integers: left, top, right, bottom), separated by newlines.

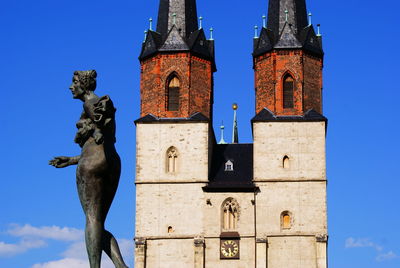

252,0,328,267
134,0,328,267
253,0,323,115
138,0,215,119
135,1,216,267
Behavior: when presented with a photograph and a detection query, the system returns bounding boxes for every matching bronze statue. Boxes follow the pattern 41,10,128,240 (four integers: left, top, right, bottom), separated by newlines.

49,70,128,268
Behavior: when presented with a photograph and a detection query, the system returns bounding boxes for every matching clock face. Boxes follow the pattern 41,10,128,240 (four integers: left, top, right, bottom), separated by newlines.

220,240,239,259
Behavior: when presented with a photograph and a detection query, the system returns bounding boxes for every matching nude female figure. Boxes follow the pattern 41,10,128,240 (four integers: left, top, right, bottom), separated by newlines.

49,70,128,268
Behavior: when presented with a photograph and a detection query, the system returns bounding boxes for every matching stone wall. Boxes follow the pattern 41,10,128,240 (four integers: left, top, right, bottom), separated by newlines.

134,121,327,267
135,122,210,183
253,121,326,181
256,182,327,235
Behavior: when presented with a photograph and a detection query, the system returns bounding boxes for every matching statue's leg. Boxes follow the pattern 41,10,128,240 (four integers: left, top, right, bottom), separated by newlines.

102,230,129,268
85,216,103,268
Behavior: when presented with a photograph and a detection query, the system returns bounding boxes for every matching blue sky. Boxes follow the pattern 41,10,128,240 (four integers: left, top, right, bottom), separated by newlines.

1,0,400,267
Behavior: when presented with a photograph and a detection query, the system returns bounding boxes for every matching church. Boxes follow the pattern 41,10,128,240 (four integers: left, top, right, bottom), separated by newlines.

134,0,328,267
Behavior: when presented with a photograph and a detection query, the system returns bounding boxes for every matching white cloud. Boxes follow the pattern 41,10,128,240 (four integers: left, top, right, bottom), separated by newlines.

31,257,116,268
31,258,88,268
346,237,399,262
31,238,133,268
376,251,399,262
61,241,87,259
345,237,383,251
1,223,133,266
7,224,83,242
61,238,132,259
0,239,46,257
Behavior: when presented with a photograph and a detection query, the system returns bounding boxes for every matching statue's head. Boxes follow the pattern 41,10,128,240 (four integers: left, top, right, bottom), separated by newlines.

70,70,97,99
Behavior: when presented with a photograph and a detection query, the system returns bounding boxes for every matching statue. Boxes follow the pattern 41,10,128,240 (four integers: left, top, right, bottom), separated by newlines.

49,70,128,268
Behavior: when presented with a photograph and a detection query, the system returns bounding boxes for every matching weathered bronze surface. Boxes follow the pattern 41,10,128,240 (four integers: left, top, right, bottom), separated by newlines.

49,70,128,268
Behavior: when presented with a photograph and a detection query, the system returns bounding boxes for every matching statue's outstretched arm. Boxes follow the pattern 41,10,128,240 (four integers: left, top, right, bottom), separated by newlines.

49,155,80,168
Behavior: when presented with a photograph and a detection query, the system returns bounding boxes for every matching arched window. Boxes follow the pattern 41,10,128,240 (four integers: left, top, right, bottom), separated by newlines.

283,75,294,109
167,76,180,111
166,147,178,173
222,198,239,230
281,211,292,229
283,155,290,169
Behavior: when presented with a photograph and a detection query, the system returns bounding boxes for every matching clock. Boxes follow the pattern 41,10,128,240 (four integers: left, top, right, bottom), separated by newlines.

220,239,240,259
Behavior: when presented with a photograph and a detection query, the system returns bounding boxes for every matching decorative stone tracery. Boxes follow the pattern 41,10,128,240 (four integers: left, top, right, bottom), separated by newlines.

222,198,240,230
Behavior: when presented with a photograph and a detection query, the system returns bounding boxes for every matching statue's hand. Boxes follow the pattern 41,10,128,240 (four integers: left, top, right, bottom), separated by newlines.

49,156,72,168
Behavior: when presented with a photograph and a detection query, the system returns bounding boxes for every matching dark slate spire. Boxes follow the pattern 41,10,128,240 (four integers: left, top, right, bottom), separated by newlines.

140,0,215,66
156,0,198,41
267,0,308,36
253,0,323,57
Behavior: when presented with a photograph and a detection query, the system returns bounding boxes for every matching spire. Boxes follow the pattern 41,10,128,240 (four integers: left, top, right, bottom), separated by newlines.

253,0,323,57
232,103,239,144
218,122,227,144
140,0,215,66
156,0,199,41
267,0,308,36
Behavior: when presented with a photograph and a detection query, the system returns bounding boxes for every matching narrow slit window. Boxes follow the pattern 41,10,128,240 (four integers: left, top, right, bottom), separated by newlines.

283,155,290,169
167,76,180,111
283,75,294,109
281,211,292,229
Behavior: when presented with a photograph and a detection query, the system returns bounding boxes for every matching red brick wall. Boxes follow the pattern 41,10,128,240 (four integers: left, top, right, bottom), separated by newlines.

303,54,323,114
140,53,213,119
189,57,213,118
254,50,323,116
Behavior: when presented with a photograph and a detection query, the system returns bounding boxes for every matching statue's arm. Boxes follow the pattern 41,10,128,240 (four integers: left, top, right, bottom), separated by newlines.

49,155,80,168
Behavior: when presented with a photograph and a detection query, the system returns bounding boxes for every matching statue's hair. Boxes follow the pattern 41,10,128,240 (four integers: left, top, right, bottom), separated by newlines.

74,70,97,92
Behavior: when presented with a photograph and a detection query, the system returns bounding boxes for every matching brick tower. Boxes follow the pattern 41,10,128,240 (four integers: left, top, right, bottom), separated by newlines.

139,0,215,119
253,0,323,115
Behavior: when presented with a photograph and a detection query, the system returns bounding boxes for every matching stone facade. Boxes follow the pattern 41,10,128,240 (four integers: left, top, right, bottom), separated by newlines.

134,121,327,268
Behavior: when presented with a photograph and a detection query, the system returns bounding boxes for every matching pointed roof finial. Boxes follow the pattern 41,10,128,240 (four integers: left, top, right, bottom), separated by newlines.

209,27,214,40
262,15,267,28
308,12,312,26
285,9,289,22
199,16,203,29
218,121,227,144
317,24,321,36
254,25,259,39
232,103,239,144
149,18,153,30
143,30,148,43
